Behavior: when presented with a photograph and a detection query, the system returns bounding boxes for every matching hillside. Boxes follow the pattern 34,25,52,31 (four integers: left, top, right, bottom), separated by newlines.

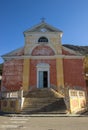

63,44,88,55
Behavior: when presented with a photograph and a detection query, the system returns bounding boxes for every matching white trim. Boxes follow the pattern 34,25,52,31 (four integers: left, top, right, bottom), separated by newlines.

23,22,63,35
24,32,61,37
2,54,84,60
36,63,50,88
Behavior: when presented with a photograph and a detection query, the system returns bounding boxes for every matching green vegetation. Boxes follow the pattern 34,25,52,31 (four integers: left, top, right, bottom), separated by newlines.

0,64,3,75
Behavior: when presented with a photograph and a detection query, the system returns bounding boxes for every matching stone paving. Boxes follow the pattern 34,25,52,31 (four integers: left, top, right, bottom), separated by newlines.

0,113,88,130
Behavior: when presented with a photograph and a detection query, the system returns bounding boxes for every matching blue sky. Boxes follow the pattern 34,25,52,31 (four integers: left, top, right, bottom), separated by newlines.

0,0,88,63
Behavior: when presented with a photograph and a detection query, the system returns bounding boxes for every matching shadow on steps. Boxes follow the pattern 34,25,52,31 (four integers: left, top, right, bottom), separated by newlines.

22,98,67,114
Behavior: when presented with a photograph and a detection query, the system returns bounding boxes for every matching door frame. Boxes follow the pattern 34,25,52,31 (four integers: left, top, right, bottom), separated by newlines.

36,63,50,88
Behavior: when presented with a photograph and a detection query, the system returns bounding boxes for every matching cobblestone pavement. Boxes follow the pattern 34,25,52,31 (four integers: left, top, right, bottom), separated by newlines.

0,115,88,130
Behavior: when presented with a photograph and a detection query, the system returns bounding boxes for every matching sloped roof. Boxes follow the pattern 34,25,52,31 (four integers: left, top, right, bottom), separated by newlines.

63,44,88,55
2,47,24,57
62,46,82,56
24,21,63,34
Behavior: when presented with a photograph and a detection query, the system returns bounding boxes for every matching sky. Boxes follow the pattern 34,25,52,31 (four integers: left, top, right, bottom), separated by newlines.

0,0,88,63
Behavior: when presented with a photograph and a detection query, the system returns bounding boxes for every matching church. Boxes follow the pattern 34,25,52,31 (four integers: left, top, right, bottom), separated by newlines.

0,20,87,113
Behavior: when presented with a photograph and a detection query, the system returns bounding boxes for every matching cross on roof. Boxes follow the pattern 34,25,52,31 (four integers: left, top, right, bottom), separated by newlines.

41,17,46,22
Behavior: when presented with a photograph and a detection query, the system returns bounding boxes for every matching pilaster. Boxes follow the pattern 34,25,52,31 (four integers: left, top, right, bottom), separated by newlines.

23,59,30,92
56,58,64,89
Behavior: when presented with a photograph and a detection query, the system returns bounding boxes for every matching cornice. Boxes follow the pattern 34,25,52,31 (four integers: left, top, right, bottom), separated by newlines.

2,54,84,60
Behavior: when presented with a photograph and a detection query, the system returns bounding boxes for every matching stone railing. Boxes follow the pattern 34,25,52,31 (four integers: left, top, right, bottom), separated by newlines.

1,89,24,113
1,90,23,99
57,86,87,113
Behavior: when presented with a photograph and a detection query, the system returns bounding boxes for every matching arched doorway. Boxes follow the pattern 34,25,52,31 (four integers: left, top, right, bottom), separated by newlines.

36,63,50,88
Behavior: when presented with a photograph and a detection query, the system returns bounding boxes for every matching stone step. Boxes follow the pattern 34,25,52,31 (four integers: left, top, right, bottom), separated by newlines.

23,98,61,108
21,88,66,114
24,98,60,103
25,88,63,98
23,103,49,109
21,98,67,114
22,99,59,111
21,110,67,114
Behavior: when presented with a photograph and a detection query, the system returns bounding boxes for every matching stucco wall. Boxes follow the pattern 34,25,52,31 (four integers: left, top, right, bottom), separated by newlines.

2,59,23,91
63,58,86,89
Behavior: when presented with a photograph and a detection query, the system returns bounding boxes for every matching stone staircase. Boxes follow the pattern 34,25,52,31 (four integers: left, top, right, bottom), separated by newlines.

21,88,67,114
86,97,88,108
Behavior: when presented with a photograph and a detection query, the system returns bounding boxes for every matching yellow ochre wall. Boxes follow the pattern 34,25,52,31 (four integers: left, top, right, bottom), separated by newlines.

23,59,30,92
56,58,64,89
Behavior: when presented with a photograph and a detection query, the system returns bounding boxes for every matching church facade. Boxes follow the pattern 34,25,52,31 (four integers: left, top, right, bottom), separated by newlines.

1,21,87,113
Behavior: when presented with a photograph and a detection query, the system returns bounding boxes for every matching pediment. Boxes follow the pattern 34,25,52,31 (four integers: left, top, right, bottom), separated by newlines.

24,22,63,34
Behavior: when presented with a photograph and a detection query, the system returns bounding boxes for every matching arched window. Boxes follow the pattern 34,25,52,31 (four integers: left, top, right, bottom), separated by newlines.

38,37,48,43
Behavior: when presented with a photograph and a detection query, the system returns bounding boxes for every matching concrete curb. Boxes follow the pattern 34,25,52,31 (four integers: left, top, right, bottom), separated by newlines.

2,113,84,117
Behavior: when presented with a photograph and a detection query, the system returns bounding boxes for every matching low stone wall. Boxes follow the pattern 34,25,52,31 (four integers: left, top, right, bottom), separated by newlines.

1,98,20,113
69,90,86,113
1,90,24,113
0,89,87,114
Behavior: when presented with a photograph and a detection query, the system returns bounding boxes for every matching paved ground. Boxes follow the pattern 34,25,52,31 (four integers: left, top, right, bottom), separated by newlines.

0,114,88,130
81,110,88,115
